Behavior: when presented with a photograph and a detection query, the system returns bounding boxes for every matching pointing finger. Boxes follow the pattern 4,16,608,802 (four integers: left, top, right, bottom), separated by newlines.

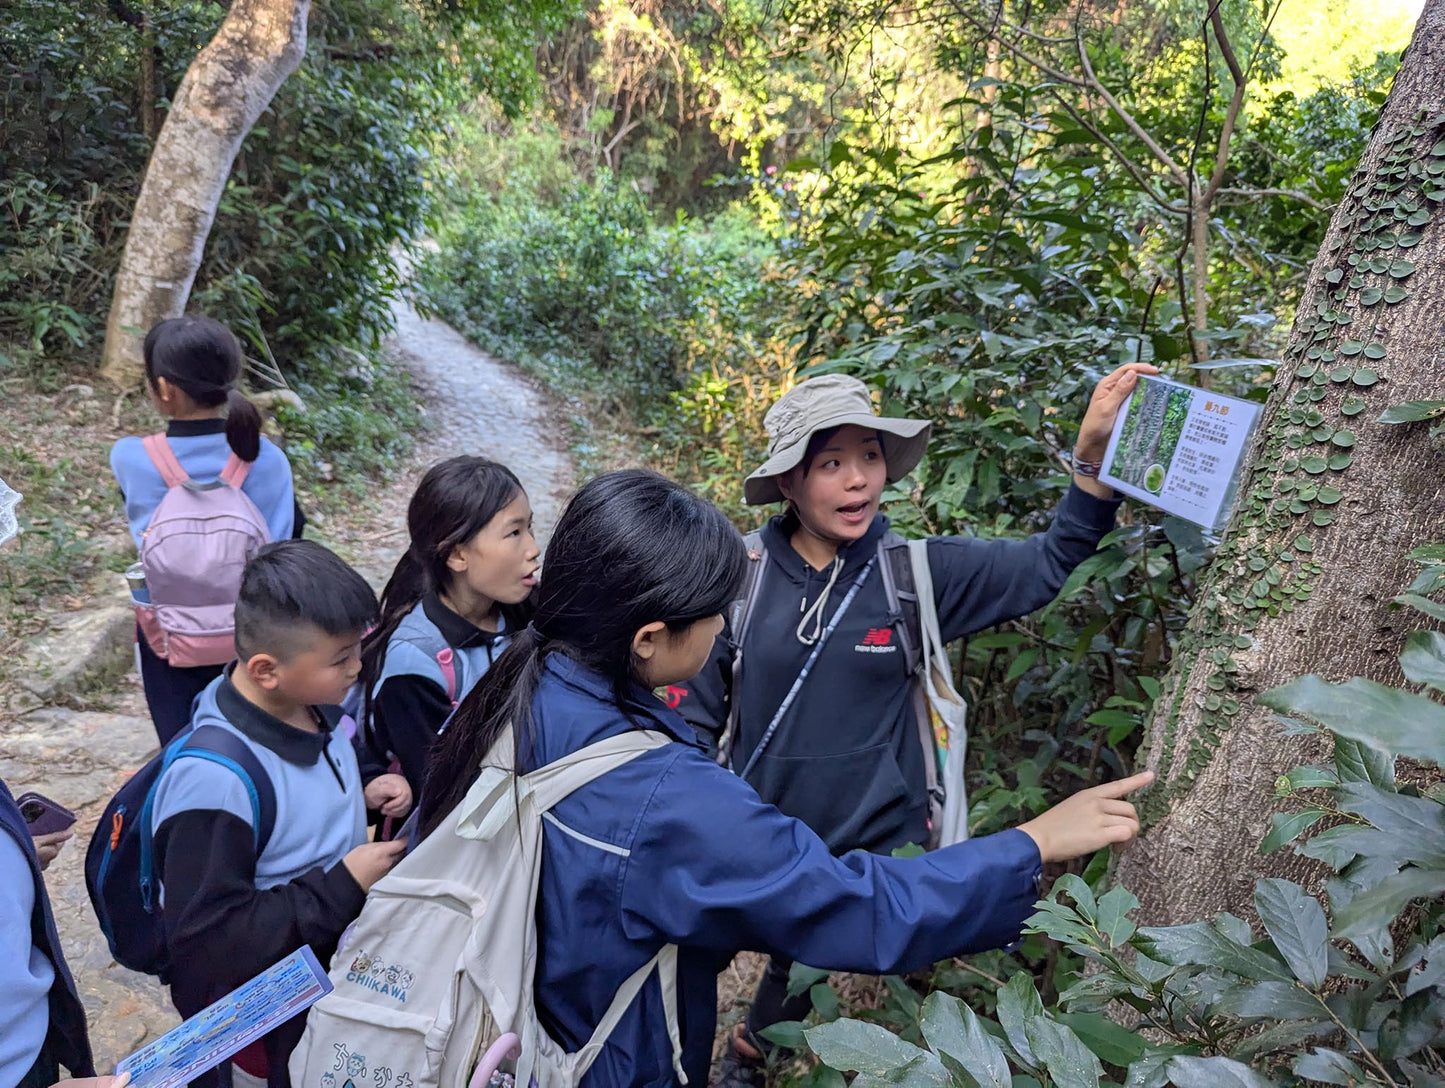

1092,771,1155,799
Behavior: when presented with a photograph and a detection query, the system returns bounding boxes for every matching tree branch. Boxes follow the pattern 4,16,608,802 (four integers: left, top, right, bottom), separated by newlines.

1216,186,1331,211
1045,89,1186,215
1075,23,1189,187
1202,6,1247,203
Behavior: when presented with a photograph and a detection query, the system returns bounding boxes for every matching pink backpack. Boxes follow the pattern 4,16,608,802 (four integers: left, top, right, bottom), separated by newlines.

133,434,272,667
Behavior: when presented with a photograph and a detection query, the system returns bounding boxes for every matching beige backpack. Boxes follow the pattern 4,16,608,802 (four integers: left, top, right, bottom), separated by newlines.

289,727,686,1088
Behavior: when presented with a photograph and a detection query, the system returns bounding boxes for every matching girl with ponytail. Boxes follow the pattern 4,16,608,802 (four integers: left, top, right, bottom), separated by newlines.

361,456,539,793
110,315,297,743
418,470,1150,1088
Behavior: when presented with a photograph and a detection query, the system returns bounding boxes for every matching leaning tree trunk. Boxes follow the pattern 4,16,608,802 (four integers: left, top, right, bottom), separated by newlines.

100,0,311,388
1117,0,1445,925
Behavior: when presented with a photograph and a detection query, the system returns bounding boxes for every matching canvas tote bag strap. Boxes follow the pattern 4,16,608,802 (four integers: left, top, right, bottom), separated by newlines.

906,540,944,815
572,944,687,1084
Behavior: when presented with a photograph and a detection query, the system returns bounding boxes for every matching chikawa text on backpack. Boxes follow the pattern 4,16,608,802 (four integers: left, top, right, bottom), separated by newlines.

290,726,687,1088
133,433,271,667
85,726,276,978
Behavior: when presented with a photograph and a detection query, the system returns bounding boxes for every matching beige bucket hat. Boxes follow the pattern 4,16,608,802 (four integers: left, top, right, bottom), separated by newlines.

744,374,932,505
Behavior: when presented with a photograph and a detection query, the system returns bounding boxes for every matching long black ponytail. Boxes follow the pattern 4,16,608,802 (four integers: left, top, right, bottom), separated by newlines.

142,316,262,462
361,457,533,741
421,469,747,835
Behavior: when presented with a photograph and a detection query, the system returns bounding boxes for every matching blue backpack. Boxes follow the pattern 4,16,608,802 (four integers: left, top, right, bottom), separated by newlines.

85,725,276,978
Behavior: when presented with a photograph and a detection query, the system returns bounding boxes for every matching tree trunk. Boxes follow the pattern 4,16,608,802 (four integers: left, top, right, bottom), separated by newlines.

100,0,311,388
1117,0,1445,925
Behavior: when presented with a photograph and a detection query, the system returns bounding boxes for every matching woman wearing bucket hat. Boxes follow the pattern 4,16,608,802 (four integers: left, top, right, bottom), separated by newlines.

673,363,1156,1087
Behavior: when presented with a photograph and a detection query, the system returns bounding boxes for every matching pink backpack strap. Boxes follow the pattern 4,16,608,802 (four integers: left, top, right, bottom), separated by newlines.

141,434,190,489
220,454,253,488
436,647,459,708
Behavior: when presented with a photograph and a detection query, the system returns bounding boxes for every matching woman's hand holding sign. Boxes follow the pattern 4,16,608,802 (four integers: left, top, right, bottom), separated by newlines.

1074,362,1160,498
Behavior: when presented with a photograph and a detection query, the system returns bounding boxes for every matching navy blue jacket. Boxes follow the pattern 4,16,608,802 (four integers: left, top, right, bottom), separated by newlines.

0,779,93,1084
520,655,1042,1088
677,483,1120,852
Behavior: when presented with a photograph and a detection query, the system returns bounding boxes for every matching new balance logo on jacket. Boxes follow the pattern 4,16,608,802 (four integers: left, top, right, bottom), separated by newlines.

855,627,897,653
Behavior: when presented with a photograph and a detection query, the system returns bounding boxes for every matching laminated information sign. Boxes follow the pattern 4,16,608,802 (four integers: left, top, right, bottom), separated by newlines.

1099,375,1260,530
117,947,332,1088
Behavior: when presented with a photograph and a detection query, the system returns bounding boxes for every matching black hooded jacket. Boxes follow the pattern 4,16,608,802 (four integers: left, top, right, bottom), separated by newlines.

675,483,1121,854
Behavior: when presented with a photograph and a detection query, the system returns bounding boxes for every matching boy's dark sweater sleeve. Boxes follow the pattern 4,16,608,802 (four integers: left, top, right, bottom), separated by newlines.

154,810,363,1013
372,674,454,790
930,482,1121,644
672,630,733,755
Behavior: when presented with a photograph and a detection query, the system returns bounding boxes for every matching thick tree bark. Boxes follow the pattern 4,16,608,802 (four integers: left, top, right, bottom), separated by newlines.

1117,0,1445,925
100,0,311,387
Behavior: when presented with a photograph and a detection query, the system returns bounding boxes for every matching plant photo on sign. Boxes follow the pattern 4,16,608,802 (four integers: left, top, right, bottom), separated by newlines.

1110,378,1193,492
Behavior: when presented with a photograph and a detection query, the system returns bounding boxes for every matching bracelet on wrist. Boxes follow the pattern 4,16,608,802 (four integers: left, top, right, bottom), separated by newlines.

1071,451,1104,479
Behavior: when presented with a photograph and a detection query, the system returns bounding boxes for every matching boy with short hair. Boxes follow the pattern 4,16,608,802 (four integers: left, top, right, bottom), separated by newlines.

150,541,412,1088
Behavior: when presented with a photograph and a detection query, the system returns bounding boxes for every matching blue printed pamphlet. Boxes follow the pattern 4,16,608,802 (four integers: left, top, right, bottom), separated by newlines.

116,946,332,1088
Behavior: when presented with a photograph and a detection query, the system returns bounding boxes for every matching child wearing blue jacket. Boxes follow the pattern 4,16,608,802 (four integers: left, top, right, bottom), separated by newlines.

0,778,94,1088
419,470,1150,1088
110,316,298,744
360,457,540,793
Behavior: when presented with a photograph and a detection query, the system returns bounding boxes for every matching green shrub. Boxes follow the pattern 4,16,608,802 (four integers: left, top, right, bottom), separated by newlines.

774,556,1445,1086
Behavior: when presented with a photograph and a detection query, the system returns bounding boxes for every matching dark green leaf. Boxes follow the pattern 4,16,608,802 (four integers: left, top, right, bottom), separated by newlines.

1095,885,1139,948
1254,879,1328,989
1260,675,1445,766
804,1019,932,1076
1136,920,1293,982
1396,593,1445,622
1335,869,1445,940
1124,1052,1175,1088
1292,1048,1367,1084
812,982,841,1021
1401,631,1445,691
1165,1055,1278,1087
1335,781,1445,865
788,963,831,997
918,992,1010,1088
760,1021,810,1049
1379,399,1445,424
1055,1013,1146,1067
1215,979,1328,1019
1024,1017,1103,1088
1333,735,1396,788
995,972,1043,1066
1260,809,1328,854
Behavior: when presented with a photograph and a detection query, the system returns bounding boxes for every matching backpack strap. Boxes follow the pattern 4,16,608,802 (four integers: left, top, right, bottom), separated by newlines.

436,646,460,707
877,532,922,677
137,726,278,912
141,434,191,489
174,726,278,854
573,943,687,1083
457,728,672,840
219,454,253,488
717,531,767,767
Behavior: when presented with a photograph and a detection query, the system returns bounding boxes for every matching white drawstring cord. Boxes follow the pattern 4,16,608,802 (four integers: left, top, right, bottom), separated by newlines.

796,555,844,645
